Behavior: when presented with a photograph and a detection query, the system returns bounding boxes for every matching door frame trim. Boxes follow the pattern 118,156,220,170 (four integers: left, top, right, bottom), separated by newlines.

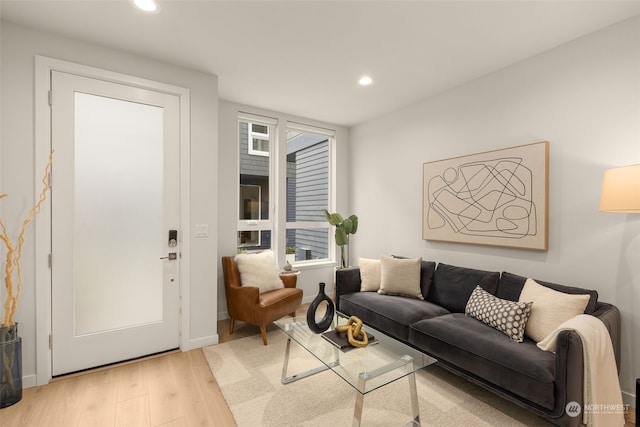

34,55,191,385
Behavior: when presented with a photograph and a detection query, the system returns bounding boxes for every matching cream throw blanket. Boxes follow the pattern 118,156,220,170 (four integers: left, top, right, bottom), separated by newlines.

537,314,624,427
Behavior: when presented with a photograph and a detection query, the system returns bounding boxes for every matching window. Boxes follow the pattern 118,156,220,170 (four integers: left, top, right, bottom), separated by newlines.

285,125,332,263
248,123,269,157
238,114,334,266
238,117,274,252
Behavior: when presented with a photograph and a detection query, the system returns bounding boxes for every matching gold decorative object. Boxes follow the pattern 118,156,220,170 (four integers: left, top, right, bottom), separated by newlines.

335,316,369,348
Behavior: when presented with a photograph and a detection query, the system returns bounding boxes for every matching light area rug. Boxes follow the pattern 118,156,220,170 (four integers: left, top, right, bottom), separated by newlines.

203,329,552,427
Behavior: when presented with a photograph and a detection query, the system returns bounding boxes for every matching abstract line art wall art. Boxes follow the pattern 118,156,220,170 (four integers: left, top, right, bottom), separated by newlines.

423,141,548,250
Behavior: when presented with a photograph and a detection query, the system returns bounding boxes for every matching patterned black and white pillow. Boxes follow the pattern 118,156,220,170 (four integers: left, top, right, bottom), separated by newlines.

465,285,533,342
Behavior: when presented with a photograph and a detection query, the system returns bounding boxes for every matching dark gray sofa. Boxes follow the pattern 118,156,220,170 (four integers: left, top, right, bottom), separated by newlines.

336,261,621,427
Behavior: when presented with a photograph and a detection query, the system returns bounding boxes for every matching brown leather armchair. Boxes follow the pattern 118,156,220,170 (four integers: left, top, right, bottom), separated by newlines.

222,256,303,345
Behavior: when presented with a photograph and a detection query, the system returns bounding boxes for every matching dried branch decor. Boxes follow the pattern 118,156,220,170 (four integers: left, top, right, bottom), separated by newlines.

0,152,52,407
1,152,53,329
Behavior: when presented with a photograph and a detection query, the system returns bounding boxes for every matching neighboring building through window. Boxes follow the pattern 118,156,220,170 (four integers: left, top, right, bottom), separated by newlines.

285,127,330,263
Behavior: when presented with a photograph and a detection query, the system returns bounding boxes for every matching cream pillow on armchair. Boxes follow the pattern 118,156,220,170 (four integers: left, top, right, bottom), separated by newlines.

234,250,285,293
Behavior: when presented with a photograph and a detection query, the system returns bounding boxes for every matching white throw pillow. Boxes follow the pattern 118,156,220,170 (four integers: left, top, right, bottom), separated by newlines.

234,250,284,293
359,257,381,292
378,256,423,300
518,278,590,342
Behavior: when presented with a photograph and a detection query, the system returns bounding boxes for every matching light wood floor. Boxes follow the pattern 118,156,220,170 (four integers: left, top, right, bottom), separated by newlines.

1,304,636,426
0,306,308,427
0,346,235,427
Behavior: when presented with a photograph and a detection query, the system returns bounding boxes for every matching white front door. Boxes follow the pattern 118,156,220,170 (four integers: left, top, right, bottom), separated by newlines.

50,71,181,376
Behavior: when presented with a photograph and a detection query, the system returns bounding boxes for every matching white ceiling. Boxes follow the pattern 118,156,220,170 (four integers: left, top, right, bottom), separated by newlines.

2,0,640,127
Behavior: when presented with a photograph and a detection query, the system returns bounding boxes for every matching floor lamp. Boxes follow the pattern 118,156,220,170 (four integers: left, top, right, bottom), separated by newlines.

599,164,640,420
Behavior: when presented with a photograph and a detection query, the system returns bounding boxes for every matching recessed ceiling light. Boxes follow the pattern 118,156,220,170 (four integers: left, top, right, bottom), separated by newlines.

133,0,159,13
358,76,373,86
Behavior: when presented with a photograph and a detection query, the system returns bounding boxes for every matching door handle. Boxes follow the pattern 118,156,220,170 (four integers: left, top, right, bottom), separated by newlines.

160,252,177,260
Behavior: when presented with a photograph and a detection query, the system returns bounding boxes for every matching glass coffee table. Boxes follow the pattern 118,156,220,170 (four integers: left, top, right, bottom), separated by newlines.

274,313,436,426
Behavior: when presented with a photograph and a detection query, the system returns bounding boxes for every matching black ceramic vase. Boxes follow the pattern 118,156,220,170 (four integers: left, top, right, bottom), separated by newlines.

306,282,335,333
0,323,22,408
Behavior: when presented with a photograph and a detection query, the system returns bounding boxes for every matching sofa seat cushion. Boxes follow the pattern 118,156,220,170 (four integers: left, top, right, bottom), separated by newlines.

339,292,450,341
409,313,556,410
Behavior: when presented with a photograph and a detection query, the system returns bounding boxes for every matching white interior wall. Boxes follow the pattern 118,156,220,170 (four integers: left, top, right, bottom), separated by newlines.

350,15,640,405
217,100,350,318
0,21,219,385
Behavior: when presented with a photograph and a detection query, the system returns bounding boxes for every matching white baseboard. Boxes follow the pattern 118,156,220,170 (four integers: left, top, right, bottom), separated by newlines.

22,374,37,389
185,335,219,350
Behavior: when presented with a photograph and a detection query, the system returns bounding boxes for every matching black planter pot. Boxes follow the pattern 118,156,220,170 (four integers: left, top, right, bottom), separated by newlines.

636,378,640,424
306,282,335,333
1,324,22,409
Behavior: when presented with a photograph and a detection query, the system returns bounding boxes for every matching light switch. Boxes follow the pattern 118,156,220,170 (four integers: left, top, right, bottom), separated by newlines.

195,224,209,238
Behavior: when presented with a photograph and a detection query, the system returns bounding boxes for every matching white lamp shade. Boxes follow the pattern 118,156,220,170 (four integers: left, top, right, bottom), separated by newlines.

599,164,640,213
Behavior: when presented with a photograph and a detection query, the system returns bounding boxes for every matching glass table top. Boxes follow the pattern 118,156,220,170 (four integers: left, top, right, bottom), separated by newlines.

274,313,436,394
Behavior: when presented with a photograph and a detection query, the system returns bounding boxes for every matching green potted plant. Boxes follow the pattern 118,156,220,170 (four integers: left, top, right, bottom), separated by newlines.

322,209,358,269
285,246,296,264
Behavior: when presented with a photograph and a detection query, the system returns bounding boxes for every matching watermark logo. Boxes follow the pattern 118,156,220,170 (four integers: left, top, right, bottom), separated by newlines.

584,403,629,415
565,401,629,418
566,401,581,418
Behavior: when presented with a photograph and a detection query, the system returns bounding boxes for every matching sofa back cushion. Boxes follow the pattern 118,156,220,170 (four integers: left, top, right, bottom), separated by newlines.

497,271,598,314
428,263,500,313
419,260,437,298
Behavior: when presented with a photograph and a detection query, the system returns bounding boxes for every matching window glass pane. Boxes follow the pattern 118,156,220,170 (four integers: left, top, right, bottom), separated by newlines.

286,131,329,222
286,228,329,261
237,230,272,252
252,124,268,135
240,185,260,220
252,137,269,153
239,121,270,220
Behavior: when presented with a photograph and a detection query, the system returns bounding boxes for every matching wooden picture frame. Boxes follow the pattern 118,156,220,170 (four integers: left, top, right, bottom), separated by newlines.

423,141,549,250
